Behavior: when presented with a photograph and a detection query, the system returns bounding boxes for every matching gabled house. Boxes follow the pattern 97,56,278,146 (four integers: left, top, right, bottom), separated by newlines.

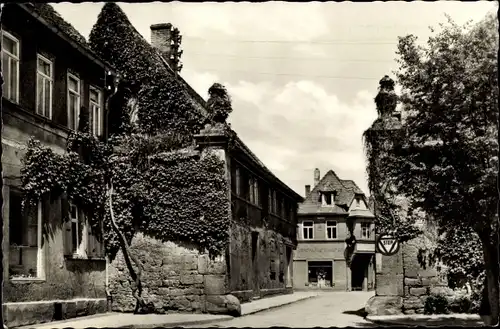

1,3,117,327
293,168,376,291
85,4,304,315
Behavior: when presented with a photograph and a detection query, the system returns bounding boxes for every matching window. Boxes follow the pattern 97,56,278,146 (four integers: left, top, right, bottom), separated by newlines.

35,55,54,118
361,222,371,239
69,203,88,257
326,220,337,239
90,87,102,136
302,221,313,240
254,179,260,206
322,192,335,206
9,190,44,279
249,177,255,203
63,197,103,259
268,189,272,213
355,198,361,208
235,168,241,196
2,31,20,103
67,73,81,130
272,190,277,214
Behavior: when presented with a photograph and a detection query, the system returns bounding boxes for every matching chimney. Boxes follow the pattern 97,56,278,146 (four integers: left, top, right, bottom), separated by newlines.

314,168,320,187
150,23,183,73
305,185,311,196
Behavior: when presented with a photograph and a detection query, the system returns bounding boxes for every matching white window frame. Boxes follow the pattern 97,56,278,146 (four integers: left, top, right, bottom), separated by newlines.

302,221,314,240
67,73,81,130
36,54,54,119
90,86,102,136
326,220,337,239
322,193,334,206
69,203,88,258
9,201,45,280
361,222,371,239
2,30,20,103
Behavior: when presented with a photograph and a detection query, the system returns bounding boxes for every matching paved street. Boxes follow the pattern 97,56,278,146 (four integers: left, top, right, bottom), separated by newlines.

187,291,376,328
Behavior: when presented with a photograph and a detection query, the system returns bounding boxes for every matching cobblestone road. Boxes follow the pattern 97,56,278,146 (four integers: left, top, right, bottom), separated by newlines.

189,291,376,328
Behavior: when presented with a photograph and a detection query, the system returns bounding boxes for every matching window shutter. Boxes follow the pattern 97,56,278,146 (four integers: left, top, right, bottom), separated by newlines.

87,222,96,258
61,194,73,256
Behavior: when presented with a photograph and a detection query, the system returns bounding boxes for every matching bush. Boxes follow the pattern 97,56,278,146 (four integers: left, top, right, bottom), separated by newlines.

424,295,450,315
449,296,472,314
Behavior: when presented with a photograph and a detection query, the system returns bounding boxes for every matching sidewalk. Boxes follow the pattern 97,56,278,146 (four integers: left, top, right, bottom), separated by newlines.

366,313,486,327
18,291,318,329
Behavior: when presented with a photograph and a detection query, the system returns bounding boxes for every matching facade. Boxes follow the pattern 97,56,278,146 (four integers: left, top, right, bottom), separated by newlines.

107,18,303,314
1,3,116,327
293,168,376,291
195,126,303,302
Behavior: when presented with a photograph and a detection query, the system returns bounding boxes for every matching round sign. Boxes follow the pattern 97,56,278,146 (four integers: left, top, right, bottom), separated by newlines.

376,234,400,256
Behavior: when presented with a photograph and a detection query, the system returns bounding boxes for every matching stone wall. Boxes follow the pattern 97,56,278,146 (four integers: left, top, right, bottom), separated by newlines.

400,235,451,315
366,229,450,315
109,232,240,315
228,222,291,302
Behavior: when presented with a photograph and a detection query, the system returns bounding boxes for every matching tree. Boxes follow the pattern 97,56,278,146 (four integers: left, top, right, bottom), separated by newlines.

392,13,498,324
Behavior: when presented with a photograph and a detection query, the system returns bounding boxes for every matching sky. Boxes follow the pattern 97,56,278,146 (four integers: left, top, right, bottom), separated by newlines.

53,1,497,197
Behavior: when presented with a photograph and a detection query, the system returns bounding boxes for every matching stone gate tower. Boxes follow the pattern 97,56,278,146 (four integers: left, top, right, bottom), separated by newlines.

364,75,451,315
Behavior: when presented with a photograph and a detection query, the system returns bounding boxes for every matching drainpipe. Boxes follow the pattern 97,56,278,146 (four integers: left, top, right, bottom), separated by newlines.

105,254,112,312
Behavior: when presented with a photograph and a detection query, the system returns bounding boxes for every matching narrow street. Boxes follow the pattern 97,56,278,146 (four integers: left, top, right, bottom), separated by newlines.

190,291,375,328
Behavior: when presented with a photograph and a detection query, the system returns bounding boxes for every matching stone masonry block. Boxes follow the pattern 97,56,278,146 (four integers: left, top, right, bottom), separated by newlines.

421,277,441,286
182,254,199,271
205,275,228,295
5,302,55,328
404,278,421,287
376,274,404,296
198,255,209,275
180,274,204,285
365,296,403,316
162,279,180,287
403,297,424,310
410,287,427,296
208,260,227,275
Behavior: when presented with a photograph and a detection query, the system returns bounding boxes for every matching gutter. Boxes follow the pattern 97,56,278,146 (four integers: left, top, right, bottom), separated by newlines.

105,255,112,312
17,4,117,74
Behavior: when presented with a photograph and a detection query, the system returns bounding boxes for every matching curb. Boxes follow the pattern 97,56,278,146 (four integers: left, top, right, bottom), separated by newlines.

118,315,234,329
124,294,320,328
365,314,484,327
241,294,319,316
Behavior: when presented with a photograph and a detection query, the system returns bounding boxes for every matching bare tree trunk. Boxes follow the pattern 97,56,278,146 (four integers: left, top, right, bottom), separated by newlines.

480,233,499,326
107,180,152,314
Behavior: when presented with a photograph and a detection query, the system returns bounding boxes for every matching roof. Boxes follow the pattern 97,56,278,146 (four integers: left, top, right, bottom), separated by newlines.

16,3,116,72
298,169,373,217
232,134,303,202
27,3,88,45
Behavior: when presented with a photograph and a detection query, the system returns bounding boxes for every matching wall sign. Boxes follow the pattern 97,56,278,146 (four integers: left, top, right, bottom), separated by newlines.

376,234,400,256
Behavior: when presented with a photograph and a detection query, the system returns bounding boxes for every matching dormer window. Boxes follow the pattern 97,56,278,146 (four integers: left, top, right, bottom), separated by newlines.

321,192,335,206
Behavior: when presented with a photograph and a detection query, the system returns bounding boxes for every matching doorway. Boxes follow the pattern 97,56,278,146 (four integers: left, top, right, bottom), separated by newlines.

251,231,260,298
351,254,370,291
307,261,333,288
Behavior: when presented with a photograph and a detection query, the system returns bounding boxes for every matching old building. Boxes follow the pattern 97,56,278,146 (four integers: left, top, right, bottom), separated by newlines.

1,3,116,327
100,10,303,315
195,126,303,302
293,168,376,291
